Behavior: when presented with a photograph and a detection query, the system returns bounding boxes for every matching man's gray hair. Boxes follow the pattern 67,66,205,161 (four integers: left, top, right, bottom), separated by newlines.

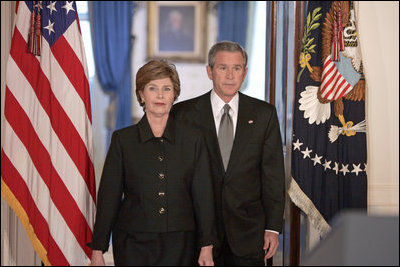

208,41,248,68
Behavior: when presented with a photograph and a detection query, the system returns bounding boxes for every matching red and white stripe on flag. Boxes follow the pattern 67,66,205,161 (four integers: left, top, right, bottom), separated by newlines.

320,55,353,101
1,1,96,265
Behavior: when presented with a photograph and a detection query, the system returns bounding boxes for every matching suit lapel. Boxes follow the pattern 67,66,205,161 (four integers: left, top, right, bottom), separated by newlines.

226,93,254,178
194,92,215,133
194,92,225,175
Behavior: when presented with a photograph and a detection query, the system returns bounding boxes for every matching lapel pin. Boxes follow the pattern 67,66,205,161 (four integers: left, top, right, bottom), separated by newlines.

248,120,254,124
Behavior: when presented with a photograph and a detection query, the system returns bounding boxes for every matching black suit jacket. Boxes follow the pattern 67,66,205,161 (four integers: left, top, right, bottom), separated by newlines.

88,115,216,252
171,91,285,259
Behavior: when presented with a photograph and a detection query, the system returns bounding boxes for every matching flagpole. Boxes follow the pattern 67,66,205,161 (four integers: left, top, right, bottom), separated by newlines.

290,202,301,266
289,2,305,266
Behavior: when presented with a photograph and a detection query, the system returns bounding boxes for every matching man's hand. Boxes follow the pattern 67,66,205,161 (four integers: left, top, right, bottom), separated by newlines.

263,231,279,260
198,245,214,266
90,250,105,266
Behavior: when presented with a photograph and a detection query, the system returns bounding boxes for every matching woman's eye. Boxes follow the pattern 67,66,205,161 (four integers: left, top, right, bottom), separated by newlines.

164,87,172,91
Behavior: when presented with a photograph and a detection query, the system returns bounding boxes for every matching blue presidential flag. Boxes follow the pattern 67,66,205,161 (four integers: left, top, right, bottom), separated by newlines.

289,1,367,237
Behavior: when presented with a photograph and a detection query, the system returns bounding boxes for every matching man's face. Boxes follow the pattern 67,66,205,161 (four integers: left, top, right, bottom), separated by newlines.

169,11,182,31
207,51,247,103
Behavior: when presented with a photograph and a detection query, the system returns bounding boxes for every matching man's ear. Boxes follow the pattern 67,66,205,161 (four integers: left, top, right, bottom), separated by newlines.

243,67,248,79
206,65,213,80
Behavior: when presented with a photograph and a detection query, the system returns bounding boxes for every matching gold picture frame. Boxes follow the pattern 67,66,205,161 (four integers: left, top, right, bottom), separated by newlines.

147,1,207,62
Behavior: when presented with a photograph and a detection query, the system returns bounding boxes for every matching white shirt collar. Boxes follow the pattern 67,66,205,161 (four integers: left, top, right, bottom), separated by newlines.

210,90,239,115
210,89,239,134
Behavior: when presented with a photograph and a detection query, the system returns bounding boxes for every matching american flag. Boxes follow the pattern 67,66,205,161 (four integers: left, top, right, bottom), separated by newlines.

1,1,96,265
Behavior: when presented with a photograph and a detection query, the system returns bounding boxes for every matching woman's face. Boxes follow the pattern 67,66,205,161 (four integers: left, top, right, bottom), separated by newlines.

140,77,175,118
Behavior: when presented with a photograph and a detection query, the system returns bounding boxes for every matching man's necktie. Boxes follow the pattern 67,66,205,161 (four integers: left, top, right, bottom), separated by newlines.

218,104,233,171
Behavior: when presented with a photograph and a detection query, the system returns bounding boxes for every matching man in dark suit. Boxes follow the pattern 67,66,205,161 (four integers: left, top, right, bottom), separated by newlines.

171,41,286,266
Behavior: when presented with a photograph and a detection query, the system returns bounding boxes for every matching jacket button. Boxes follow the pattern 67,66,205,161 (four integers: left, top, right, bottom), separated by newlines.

159,207,166,214
159,173,165,179
158,191,165,197
158,156,164,162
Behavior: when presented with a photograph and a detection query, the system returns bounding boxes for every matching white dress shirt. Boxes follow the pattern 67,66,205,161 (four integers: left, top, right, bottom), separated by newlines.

210,89,279,236
210,89,239,136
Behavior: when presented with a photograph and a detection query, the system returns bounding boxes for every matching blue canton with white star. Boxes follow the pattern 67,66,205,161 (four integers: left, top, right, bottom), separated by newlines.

26,1,77,47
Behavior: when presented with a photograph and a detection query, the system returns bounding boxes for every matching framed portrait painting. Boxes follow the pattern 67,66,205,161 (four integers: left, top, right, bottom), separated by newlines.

147,1,207,62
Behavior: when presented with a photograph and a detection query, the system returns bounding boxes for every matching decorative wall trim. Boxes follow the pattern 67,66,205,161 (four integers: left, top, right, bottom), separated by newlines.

368,183,399,213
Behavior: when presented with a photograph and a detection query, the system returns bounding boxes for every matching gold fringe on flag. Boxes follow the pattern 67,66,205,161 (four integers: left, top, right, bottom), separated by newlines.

288,177,332,237
1,179,50,266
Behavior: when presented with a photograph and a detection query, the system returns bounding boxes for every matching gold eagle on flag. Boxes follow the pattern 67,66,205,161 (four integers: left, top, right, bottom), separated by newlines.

299,1,366,142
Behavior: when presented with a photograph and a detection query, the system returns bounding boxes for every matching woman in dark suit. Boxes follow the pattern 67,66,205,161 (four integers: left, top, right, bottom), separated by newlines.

88,60,216,266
